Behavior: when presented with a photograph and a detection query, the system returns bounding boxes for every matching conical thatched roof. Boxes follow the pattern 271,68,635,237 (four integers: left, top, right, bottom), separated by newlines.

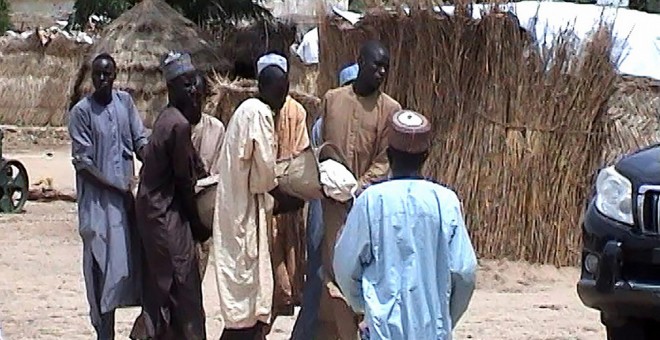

87,0,228,73
70,0,231,127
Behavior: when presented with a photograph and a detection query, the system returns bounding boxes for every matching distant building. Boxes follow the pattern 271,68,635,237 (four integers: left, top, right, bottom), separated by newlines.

8,0,73,16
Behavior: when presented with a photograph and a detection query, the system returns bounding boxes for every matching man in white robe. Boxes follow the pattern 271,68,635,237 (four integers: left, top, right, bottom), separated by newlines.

211,53,302,339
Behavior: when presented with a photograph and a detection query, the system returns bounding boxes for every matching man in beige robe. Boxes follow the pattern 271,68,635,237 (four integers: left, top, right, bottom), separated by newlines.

211,53,302,339
191,112,225,280
318,40,402,339
270,95,310,320
188,72,226,281
191,113,225,174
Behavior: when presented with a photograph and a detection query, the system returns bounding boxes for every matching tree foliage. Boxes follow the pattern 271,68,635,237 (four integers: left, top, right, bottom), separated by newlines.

70,0,273,30
0,0,10,32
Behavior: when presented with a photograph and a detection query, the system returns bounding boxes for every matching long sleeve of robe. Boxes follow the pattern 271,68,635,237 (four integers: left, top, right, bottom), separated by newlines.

447,202,478,327
212,98,278,330
355,106,390,189
333,179,478,340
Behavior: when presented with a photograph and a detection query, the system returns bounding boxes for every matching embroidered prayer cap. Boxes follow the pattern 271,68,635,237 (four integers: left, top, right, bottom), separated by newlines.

389,110,432,154
160,50,196,82
257,53,288,76
338,63,359,86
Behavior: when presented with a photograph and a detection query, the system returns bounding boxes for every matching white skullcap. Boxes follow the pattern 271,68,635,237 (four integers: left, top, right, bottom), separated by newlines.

257,53,288,76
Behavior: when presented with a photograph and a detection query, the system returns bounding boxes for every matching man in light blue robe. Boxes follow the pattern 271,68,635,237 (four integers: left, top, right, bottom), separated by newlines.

291,62,359,339
334,110,477,340
68,53,148,339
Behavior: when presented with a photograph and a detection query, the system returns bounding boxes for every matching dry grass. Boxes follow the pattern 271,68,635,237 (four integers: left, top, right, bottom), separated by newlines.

208,75,321,132
289,57,319,96
319,7,620,265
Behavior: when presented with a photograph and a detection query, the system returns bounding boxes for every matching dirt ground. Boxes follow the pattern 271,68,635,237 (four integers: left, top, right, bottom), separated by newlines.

0,144,607,339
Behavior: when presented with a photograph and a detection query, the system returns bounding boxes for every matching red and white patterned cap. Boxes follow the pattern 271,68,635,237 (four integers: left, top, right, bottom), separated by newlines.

389,110,432,154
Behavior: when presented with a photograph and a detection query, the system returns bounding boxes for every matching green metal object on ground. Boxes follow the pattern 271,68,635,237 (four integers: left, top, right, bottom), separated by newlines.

0,129,29,213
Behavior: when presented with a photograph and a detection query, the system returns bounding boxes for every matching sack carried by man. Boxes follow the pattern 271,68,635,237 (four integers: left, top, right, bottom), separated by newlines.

194,142,357,232
275,142,356,202
194,176,217,234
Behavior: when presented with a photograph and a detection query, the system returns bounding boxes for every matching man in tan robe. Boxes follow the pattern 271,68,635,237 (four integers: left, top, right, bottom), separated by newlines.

191,113,225,174
318,40,402,339
211,53,303,339
190,72,226,280
270,95,310,319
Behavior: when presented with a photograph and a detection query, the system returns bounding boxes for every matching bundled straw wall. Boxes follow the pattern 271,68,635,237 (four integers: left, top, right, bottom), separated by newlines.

0,34,88,126
319,9,618,265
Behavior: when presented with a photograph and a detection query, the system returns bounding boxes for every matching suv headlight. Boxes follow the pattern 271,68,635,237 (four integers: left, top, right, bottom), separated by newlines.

595,166,633,225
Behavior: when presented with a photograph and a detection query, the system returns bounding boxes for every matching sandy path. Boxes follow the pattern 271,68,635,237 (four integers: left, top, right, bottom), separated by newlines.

0,145,607,339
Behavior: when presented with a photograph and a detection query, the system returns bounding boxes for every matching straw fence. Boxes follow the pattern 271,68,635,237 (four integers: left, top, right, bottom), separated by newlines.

0,34,88,126
319,8,619,266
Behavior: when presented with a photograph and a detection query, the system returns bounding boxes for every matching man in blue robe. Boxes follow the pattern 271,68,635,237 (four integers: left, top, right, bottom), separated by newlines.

333,110,478,340
68,53,148,340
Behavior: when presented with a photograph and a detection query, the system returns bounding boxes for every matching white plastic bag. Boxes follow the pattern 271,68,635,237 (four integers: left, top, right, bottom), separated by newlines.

195,175,219,194
319,159,358,203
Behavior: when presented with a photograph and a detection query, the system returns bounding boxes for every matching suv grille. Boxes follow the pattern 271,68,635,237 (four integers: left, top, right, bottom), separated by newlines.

638,186,660,235
622,261,660,282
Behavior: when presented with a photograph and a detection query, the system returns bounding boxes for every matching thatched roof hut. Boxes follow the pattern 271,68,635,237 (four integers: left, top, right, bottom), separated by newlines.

69,0,232,127
0,32,90,126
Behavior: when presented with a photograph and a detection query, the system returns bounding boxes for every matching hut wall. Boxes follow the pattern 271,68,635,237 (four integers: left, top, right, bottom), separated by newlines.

0,37,87,126
319,10,619,266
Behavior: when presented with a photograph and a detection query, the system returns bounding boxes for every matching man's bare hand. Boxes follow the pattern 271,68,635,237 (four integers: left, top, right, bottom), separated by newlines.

326,281,348,304
270,186,304,215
